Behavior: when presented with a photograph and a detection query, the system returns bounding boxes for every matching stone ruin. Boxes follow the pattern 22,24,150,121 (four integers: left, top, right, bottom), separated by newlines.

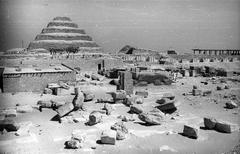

27,16,102,53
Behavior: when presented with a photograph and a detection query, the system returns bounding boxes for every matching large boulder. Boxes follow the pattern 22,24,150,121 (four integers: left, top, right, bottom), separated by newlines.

101,130,116,145
183,125,199,139
130,104,144,114
215,121,232,133
138,112,164,125
204,117,217,129
225,101,238,109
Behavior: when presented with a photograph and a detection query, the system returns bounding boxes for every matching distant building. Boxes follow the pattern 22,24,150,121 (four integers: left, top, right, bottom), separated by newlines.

167,50,177,55
192,49,240,55
1,64,75,92
118,45,164,63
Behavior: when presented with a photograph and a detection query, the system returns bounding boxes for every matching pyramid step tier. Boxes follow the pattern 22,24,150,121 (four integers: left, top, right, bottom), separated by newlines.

47,21,78,28
53,17,71,21
35,33,93,41
42,27,86,34
28,40,100,50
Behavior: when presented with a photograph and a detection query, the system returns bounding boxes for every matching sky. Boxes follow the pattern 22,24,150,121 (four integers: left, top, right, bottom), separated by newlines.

0,0,239,53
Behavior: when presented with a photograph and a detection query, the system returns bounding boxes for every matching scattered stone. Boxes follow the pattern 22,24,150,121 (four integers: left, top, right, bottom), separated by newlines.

60,116,74,123
225,101,238,109
111,121,128,133
162,93,175,100
0,119,20,131
112,90,127,100
224,85,230,89
56,102,74,118
103,103,113,115
130,104,144,114
71,129,86,143
88,112,102,126
215,121,232,133
116,130,126,140
72,92,84,109
109,79,119,86
65,139,82,149
138,112,164,125
156,102,177,112
91,74,104,81
135,91,148,98
192,89,202,96
117,115,135,122
216,86,223,91
43,88,53,94
100,130,116,145
15,121,32,136
204,117,217,129
82,90,95,102
59,81,70,90
156,98,174,105
135,97,144,104
0,109,17,117
16,105,33,113
183,125,199,139
193,85,198,89
202,90,212,96
136,81,148,86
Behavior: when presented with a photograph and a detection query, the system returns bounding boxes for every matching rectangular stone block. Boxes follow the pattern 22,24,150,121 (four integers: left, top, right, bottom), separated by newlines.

183,125,198,139
56,102,74,117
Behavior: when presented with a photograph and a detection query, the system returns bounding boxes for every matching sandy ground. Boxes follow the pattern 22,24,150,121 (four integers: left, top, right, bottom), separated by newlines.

0,76,239,154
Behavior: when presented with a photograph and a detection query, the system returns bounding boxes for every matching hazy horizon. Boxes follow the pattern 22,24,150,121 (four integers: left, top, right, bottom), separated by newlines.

0,0,239,53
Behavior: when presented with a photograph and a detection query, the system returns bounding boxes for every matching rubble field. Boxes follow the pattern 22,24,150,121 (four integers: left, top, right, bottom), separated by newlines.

0,75,239,154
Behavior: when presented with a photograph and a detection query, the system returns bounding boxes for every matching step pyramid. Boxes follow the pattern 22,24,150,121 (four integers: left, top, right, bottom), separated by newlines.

28,17,102,52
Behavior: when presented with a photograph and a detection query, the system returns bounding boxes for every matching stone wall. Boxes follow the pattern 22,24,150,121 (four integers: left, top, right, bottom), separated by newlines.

3,71,75,93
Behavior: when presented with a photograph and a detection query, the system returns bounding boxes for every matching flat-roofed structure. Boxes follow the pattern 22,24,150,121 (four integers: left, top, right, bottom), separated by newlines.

2,64,75,92
192,49,240,55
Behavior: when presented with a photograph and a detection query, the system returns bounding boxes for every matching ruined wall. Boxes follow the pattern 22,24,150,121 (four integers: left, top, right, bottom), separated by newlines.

3,72,75,93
